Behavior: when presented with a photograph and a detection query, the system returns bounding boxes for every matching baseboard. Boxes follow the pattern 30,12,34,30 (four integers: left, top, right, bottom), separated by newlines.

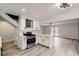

55,36,78,40
61,37,78,40
3,40,15,43
38,43,49,48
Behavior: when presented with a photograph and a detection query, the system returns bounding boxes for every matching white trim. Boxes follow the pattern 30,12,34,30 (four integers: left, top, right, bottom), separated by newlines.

3,40,14,43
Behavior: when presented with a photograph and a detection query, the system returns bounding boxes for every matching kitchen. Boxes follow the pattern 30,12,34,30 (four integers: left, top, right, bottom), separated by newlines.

0,3,78,56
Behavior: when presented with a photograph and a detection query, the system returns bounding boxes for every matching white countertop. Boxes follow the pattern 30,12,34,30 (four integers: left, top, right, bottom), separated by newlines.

16,35,27,39
36,34,53,37
17,34,53,37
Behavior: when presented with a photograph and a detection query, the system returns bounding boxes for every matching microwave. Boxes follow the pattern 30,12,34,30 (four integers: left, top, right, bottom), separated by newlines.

25,19,33,28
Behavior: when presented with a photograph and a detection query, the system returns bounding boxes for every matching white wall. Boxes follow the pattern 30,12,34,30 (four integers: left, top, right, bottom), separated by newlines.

40,25,51,34
0,21,15,42
56,23,78,39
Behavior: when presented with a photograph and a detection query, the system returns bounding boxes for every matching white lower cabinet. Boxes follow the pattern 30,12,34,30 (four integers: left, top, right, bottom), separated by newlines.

36,35,54,48
44,37,50,47
16,35,54,50
16,36,27,50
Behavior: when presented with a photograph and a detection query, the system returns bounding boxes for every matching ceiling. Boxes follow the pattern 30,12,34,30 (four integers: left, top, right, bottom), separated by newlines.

0,3,79,24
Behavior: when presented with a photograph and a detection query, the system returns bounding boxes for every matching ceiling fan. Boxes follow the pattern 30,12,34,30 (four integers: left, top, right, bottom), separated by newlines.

56,3,72,9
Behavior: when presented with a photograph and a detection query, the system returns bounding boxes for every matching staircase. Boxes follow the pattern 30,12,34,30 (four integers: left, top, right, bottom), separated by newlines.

0,11,18,28
3,40,17,50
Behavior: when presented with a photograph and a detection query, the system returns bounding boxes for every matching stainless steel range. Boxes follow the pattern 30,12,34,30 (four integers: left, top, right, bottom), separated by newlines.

23,32,36,49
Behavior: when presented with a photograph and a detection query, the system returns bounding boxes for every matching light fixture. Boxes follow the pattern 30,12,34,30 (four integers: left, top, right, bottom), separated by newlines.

55,3,72,9
21,8,26,11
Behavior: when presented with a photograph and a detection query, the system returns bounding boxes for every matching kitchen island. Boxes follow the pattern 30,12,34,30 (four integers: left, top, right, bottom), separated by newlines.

36,34,54,48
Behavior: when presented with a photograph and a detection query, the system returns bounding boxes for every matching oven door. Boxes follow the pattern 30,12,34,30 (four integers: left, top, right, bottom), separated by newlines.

27,36,36,44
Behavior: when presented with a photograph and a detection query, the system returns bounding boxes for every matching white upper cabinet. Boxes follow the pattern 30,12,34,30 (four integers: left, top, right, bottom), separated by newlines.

20,15,40,32
33,20,40,30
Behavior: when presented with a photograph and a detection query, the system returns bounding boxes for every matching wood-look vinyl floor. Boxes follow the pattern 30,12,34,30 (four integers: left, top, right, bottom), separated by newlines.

2,37,79,56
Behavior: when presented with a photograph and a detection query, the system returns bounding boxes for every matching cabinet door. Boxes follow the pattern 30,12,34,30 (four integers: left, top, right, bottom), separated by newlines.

41,36,45,45
33,20,40,30
42,36,50,47
36,35,42,44
39,36,48,47
37,36,43,45
22,37,27,50
43,36,50,47
18,37,27,50
38,36,43,44
36,35,40,44
37,36,50,48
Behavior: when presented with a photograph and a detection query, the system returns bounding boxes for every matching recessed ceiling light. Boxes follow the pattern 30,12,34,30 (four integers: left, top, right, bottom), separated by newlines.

21,9,26,11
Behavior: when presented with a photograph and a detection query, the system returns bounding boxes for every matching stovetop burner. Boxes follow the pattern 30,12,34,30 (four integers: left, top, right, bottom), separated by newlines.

23,32,36,49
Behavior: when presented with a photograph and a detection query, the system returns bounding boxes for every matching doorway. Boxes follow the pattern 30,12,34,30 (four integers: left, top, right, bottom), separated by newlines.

51,26,59,37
